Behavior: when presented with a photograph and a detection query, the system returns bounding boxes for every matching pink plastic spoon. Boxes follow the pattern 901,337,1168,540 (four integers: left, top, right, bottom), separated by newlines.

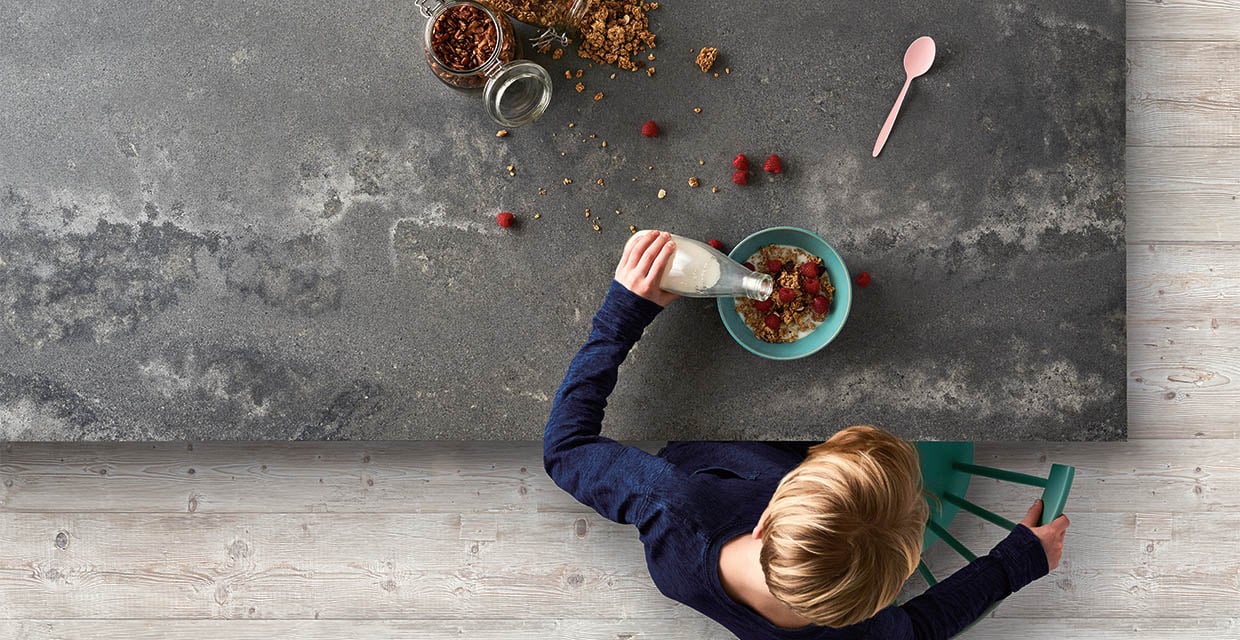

872,36,936,158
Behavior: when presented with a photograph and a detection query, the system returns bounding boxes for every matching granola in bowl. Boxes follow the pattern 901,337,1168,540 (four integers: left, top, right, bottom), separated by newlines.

735,244,835,343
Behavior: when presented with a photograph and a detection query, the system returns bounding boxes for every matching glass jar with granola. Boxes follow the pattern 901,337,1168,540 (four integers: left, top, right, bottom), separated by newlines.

487,0,658,71
418,0,553,126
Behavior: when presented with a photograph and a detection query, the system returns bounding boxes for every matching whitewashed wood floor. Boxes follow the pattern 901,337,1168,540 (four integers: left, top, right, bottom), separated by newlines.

4,3,1240,638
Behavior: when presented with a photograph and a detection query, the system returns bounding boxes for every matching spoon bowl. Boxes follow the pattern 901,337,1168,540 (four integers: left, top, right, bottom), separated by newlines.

904,36,937,78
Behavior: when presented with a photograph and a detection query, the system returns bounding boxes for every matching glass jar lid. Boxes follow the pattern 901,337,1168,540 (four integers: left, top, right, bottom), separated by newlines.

483,60,553,127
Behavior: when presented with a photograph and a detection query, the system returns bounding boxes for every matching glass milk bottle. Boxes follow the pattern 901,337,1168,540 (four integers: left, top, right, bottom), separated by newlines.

626,231,773,300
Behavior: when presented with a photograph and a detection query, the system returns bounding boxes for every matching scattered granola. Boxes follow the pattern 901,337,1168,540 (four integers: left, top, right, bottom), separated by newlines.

629,224,637,233
688,177,700,188
594,91,604,101
538,187,548,196
575,82,585,92
735,245,834,343
657,188,667,199
695,47,718,72
496,129,509,137
597,178,605,186
585,209,591,218
646,67,656,77
711,186,720,193
577,0,659,71
563,178,573,184
601,141,608,147
564,70,572,79
552,48,563,60
575,69,584,78
506,164,516,176
693,107,702,113
568,122,576,128
533,213,541,219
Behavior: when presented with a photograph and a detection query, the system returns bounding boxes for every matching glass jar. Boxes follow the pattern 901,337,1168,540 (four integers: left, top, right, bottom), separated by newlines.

483,0,595,50
418,0,554,127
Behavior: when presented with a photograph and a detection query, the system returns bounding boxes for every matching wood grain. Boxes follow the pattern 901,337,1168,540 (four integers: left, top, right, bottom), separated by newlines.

0,511,677,620
1128,41,1240,147
1127,147,1240,243
1129,0,1240,41
0,619,737,640
1129,319,1240,438
1129,244,1240,318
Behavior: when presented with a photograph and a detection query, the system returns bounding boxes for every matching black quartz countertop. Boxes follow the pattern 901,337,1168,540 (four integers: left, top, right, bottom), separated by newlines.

0,1,1125,440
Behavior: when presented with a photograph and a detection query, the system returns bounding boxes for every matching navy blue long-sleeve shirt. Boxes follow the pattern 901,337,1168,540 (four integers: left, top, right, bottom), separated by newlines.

544,281,1049,640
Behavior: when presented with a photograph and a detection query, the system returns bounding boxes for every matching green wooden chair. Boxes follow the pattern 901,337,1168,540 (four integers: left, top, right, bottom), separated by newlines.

913,442,1075,634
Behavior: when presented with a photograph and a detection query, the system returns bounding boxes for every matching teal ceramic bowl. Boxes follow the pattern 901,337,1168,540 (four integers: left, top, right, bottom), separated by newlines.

716,226,852,360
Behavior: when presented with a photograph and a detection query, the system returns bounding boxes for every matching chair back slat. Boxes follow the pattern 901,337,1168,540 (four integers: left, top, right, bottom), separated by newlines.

916,560,937,587
952,462,1048,488
942,492,1017,531
925,519,979,562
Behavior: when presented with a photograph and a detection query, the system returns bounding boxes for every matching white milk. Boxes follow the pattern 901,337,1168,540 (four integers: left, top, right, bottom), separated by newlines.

625,230,721,294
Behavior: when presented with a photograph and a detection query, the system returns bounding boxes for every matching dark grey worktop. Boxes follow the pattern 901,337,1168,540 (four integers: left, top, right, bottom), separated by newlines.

0,1,1125,441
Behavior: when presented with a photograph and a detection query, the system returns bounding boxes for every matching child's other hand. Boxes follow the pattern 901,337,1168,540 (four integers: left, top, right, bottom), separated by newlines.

616,230,679,307
1020,499,1070,571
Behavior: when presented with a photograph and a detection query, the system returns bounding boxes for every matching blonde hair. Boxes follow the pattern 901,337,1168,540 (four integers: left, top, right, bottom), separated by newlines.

758,425,927,628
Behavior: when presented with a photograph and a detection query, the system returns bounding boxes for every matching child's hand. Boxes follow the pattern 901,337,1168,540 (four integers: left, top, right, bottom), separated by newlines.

1020,499,1070,571
616,230,679,307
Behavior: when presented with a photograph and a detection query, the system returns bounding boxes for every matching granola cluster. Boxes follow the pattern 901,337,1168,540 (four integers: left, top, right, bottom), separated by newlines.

735,245,835,344
695,46,718,72
578,1,659,71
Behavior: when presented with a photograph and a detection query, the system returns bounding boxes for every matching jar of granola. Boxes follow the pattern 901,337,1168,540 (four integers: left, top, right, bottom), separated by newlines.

418,0,553,127
484,0,593,49
486,0,658,72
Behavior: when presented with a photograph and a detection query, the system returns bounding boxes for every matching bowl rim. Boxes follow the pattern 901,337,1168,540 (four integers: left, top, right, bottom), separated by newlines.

716,226,852,361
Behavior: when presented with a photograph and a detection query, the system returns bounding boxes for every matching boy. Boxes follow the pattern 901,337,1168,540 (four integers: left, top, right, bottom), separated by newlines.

543,231,1070,639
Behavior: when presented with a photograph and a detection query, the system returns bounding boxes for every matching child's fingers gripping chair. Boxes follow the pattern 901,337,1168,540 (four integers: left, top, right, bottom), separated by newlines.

915,442,1075,638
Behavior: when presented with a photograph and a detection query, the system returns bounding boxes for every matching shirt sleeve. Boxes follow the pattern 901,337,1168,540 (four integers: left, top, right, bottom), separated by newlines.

857,525,1050,640
543,280,678,528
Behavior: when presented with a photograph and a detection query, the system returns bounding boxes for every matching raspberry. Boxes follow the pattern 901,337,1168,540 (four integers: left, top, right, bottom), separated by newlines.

496,211,515,228
732,153,749,171
855,271,872,287
763,154,783,174
803,277,820,295
755,298,774,313
641,120,660,137
799,262,818,278
708,239,724,251
778,287,796,304
764,314,781,330
742,261,755,271
732,169,748,186
812,295,830,315
766,259,784,274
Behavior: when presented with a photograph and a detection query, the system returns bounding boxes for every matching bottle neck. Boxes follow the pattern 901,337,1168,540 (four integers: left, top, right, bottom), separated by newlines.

742,273,774,300
566,0,593,29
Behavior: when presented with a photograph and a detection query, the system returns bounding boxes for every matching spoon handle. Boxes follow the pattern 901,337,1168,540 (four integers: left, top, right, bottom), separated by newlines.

872,78,911,158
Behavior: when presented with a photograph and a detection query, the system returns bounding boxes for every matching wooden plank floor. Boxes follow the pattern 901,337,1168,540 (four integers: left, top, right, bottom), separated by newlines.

4,3,1240,638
